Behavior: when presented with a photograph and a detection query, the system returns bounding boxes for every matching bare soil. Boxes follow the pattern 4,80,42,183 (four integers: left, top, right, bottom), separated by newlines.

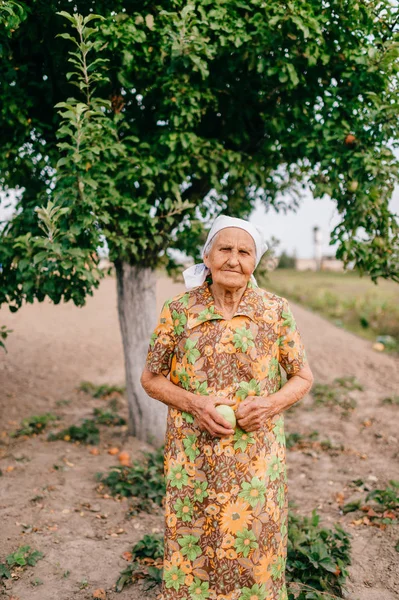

0,275,398,600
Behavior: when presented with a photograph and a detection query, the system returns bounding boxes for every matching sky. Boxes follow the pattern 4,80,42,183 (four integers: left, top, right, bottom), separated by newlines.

1,183,399,260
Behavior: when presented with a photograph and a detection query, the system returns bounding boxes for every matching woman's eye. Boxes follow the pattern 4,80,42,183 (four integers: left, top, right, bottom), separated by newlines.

240,250,249,255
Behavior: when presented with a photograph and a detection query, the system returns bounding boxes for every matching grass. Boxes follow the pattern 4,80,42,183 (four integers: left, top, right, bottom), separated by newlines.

262,269,399,352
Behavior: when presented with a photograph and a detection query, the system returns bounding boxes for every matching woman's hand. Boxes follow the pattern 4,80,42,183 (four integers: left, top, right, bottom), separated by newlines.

235,396,282,432
189,395,236,438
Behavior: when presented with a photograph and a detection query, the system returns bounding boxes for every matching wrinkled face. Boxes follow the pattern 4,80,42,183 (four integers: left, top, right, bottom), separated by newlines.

203,227,256,289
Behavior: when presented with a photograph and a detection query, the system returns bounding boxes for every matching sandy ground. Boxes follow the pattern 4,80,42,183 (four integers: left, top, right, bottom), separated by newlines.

0,275,398,600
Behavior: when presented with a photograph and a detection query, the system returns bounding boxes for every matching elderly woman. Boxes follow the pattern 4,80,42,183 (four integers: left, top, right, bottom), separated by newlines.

141,215,314,600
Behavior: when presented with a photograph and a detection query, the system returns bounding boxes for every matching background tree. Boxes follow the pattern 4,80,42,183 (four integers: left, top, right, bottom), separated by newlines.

278,252,297,270
1,0,398,444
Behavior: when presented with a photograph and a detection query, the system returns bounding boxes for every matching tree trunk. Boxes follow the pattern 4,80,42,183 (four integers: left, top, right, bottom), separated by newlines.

115,262,167,447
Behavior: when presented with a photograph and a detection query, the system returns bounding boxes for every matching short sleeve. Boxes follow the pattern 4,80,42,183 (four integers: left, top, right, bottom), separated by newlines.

278,298,307,376
145,300,177,377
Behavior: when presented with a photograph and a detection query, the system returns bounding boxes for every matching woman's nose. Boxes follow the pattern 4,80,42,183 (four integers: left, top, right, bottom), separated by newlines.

227,252,239,266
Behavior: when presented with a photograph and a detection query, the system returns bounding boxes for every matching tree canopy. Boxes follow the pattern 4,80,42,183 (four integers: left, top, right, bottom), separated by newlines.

1,0,399,314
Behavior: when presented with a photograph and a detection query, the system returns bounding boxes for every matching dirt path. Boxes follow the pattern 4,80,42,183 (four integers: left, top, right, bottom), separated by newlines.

0,275,398,600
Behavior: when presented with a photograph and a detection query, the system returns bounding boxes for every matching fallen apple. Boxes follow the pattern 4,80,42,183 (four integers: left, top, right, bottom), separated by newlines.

215,404,236,429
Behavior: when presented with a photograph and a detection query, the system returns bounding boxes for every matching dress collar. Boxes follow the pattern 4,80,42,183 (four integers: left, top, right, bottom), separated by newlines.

186,277,261,330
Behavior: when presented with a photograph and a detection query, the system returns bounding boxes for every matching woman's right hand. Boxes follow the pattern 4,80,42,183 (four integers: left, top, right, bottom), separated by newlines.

189,395,236,438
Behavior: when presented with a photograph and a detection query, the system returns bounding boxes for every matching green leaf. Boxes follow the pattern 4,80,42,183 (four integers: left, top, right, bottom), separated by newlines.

286,63,299,86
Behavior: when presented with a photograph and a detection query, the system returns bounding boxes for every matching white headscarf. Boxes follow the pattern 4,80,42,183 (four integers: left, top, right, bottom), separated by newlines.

182,215,268,290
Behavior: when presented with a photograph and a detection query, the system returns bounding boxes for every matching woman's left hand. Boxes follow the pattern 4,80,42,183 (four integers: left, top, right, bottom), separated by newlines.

235,396,282,431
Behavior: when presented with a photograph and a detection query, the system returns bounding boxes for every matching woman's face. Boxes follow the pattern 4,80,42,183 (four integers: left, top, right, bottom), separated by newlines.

203,227,256,289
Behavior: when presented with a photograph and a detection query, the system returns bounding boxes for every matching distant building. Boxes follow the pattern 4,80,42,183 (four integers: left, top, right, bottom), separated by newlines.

295,258,317,271
320,256,346,272
295,256,345,272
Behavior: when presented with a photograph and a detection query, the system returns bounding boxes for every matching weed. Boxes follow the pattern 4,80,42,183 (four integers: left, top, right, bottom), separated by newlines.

92,407,126,426
366,480,398,513
48,419,100,445
0,325,13,353
286,510,352,600
116,534,164,592
312,376,362,415
333,376,363,392
381,395,399,406
79,381,125,398
47,406,125,445
97,446,165,509
30,495,44,503
286,431,343,454
0,564,10,579
343,481,398,527
10,413,59,437
342,500,362,514
55,399,71,406
0,545,44,579
108,398,122,412
286,431,319,449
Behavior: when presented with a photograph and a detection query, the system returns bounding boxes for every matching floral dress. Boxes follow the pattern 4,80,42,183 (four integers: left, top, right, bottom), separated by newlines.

145,278,307,600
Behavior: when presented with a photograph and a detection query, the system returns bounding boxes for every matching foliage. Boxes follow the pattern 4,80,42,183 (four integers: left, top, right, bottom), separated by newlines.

48,418,100,445
366,480,399,513
79,380,125,398
92,407,126,426
286,510,352,600
0,324,13,353
97,446,165,508
10,412,59,437
0,0,27,35
0,545,44,579
116,533,164,592
1,1,399,325
312,376,362,415
264,269,399,351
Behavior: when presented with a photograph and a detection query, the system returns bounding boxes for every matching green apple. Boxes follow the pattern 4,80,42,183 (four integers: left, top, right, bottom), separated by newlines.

348,180,358,193
215,404,236,429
